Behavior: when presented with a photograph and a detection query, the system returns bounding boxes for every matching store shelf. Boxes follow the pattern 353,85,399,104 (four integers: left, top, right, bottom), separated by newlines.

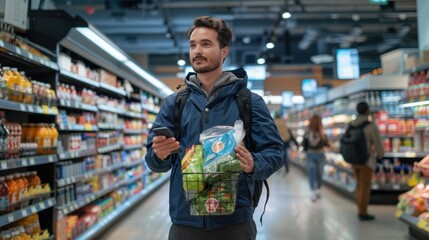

98,143,122,154
322,176,355,196
59,69,100,88
141,104,159,114
123,160,144,168
411,63,429,73
97,123,123,130
0,197,56,228
399,212,429,239
58,149,97,161
97,105,125,115
75,174,169,240
325,162,353,174
120,111,144,119
123,129,145,134
371,182,410,191
384,152,429,158
124,173,144,185
99,83,126,97
0,99,58,115
57,124,98,132
59,183,120,215
58,99,98,112
56,163,124,187
0,39,58,71
123,144,143,151
0,155,57,171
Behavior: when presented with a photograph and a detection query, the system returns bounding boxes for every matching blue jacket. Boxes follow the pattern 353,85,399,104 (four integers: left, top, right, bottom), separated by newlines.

145,68,285,230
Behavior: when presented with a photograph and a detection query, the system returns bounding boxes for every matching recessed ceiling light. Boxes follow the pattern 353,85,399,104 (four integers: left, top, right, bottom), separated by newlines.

282,12,291,19
242,36,251,44
257,58,266,64
352,14,360,21
266,42,275,49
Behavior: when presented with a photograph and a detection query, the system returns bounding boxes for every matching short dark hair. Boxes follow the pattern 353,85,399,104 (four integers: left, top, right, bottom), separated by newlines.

186,16,232,49
357,102,369,115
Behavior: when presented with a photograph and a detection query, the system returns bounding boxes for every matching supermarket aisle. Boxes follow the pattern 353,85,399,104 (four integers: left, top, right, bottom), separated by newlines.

101,165,412,240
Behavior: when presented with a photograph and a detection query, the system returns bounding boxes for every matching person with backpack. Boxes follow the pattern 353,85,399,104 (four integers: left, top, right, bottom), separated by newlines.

145,16,285,240
346,101,384,221
303,114,329,202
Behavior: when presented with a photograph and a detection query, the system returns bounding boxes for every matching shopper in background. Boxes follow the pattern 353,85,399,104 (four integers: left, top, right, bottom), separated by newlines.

274,117,298,174
303,114,329,202
145,16,285,240
350,102,384,221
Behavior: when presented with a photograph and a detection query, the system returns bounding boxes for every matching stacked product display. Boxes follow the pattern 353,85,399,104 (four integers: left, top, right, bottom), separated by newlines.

288,75,417,203
395,62,429,240
0,21,166,240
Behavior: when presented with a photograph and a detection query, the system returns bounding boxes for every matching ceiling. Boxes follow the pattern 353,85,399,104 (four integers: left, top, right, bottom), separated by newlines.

49,0,418,78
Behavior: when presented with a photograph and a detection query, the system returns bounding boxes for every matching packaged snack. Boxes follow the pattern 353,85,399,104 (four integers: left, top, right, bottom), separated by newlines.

181,145,204,196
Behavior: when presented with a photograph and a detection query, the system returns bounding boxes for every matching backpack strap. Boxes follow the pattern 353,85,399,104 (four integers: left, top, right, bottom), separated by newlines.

235,87,269,225
173,87,190,140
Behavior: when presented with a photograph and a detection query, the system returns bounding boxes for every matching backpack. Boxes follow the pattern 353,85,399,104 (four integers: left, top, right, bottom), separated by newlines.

174,86,269,224
302,132,327,151
340,121,371,164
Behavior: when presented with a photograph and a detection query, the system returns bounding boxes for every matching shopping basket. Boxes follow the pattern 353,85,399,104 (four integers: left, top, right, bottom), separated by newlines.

182,171,240,216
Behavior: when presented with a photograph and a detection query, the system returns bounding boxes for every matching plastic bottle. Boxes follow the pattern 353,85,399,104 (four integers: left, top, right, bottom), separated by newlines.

11,68,23,102
30,214,41,234
13,173,24,203
34,124,49,155
43,124,52,154
19,173,28,201
20,72,33,104
5,175,17,210
50,123,58,153
28,171,41,188
25,123,36,144
0,176,9,213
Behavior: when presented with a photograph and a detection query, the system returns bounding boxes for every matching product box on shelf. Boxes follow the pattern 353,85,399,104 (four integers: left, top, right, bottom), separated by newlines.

380,48,420,75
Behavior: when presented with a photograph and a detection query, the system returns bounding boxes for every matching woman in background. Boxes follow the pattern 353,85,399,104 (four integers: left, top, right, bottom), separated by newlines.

303,114,329,202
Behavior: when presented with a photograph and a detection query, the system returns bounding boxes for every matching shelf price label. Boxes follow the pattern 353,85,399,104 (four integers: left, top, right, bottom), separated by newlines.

31,206,37,213
39,201,46,209
8,214,14,223
84,123,92,131
1,162,8,169
21,209,28,217
51,106,59,114
42,105,50,114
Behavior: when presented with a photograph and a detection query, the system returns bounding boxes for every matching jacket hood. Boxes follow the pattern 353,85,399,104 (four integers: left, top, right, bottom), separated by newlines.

183,68,248,100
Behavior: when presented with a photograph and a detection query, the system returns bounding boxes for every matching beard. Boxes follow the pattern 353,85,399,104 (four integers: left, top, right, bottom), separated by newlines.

191,57,222,73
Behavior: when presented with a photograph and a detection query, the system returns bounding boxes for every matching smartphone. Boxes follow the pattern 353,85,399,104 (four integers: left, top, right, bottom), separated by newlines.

153,127,174,138
153,127,181,153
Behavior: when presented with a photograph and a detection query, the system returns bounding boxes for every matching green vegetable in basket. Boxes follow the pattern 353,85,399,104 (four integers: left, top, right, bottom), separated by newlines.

181,145,204,192
191,181,237,215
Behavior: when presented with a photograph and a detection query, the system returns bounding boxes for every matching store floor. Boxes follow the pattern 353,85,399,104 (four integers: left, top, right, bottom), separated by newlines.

101,165,414,240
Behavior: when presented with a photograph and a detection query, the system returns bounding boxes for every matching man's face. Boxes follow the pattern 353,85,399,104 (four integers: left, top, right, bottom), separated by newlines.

189,27,229,73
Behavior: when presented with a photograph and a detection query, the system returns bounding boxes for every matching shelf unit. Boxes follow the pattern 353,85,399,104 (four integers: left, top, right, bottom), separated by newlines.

1,15,167,239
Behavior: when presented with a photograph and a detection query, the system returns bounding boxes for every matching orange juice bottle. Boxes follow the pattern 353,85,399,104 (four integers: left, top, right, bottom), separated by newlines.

3,66,17,101
25,123,36,143
50,123,58,154
30,214,41,234
19,173,28,200
20,71,33,104
5,174,17,211
43,124,52,154
34,124,48,155
10,68,23,102
28,171,41,188
13,173,24,203
21,123,28,143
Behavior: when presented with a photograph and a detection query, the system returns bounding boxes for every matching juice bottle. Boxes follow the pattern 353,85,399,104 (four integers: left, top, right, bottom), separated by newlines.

28,171,41,188
19,173,28,200
43,124,52,154
10,68,23,102
50,123,58,154
20,71,33,104
11,228,22,240
5,174,17,211
34,124,48,155
0,176,10,213
0,65,5,98
30,214,41,234
13,173,24,203
25,123,36,143
3,66,15,101
21,123,27,143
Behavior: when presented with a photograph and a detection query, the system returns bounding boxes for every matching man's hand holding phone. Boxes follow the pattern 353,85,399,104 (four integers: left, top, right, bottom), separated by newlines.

152,127,181,160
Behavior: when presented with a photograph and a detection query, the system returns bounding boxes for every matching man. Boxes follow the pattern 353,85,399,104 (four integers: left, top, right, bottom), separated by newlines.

145,16,285,239
349,102,384,221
